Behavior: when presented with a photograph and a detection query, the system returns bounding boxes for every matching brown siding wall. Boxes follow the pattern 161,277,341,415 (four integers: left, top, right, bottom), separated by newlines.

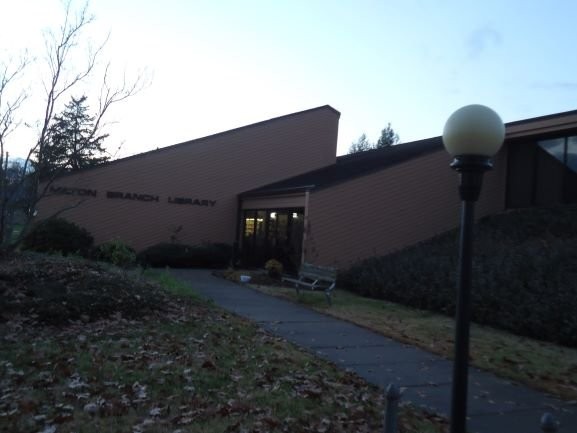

305,148,508,268
242,194,306,210
37,107,339,250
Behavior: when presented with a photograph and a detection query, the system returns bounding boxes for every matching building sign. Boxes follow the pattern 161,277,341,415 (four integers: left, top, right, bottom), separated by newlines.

168,197,216,207
107,191,159,202
49,186,97,197
49,185,216,207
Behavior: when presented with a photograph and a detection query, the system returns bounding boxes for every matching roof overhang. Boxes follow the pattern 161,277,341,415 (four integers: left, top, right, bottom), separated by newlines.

506,109,577,139
239,185,315,199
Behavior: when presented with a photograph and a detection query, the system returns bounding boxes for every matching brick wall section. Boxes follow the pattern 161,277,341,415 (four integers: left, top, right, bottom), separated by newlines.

37,107,339,250
305,148,507,268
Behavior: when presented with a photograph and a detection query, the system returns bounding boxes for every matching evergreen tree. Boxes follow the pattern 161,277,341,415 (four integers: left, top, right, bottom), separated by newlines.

348,133,372,154
376,123,399,148
348,124,400,154
37,96,109,177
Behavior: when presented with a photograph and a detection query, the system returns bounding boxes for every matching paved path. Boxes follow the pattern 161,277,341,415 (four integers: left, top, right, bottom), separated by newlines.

171,269,577,433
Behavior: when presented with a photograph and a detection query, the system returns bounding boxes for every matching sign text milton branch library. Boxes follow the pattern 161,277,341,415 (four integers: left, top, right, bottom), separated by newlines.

49,186,217,207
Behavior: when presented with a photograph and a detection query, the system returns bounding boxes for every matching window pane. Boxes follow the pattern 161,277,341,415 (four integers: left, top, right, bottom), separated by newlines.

255,210,266,248
538,138,565,164
244,217,255,237
276,213,288,243
567,136,577,173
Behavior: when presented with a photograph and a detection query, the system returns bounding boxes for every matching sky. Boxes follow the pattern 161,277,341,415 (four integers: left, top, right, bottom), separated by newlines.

1,0,577,159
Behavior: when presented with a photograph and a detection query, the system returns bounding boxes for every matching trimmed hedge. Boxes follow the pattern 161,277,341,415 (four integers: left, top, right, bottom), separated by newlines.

137,242,232,268
339,205,577,347
21,218,94,256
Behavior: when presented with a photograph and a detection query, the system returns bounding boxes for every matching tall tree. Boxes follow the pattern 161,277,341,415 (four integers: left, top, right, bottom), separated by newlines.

348,133,372,154
0,1,146,247
37,96,109,178
376,123,400,148
348,124,400,154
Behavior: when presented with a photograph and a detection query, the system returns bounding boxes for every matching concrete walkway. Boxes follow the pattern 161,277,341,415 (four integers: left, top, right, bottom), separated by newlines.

171,269,577,433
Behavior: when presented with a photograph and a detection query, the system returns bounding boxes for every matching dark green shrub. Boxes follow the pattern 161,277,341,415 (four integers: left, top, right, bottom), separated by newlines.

93,240,137,268
21,217,93,256
339,205,577,347
137,242,232,268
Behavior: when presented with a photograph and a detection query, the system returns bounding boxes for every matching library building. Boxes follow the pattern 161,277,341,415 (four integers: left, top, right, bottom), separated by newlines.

39,105,577,271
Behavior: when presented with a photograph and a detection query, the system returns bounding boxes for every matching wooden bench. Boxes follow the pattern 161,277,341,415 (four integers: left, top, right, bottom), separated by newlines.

282,262,337,305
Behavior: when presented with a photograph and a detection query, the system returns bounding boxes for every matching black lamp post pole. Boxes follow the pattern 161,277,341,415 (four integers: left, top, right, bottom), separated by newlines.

449,155,493,433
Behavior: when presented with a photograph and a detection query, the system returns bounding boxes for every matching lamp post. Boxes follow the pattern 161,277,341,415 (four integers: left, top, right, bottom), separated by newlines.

442,105,505,433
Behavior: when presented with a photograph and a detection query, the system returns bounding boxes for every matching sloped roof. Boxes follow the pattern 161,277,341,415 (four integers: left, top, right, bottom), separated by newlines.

240,136,443,197
241,107,577,198
506,107,577,126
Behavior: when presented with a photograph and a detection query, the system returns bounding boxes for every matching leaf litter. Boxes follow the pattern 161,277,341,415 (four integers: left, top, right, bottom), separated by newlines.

0,253,447,432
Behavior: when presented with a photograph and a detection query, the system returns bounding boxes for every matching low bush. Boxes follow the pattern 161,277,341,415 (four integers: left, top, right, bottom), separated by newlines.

339,205,577,347
21,217,93,256
137,242,232,268
93,240,137,268
265,259,283,279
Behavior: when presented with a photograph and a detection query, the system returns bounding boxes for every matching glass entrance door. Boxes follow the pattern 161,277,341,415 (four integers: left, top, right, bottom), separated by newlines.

241,208,304,271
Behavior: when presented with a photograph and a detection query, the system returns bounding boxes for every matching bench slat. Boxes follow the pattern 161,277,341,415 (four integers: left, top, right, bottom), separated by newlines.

300,272,334,282
300,263,336,280
281,262,337,306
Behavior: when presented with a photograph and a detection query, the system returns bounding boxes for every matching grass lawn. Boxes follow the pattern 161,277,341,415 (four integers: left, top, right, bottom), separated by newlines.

247,283,577,401
0,256,448,433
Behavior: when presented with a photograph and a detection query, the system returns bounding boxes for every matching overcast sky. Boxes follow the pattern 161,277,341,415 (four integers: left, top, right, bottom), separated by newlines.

2,0,577,159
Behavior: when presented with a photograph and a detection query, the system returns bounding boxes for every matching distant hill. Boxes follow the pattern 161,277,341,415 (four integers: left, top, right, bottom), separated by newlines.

339,205,577,347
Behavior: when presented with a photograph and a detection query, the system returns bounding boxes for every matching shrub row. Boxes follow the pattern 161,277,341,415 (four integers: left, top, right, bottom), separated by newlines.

20,218,232,269
20,218,138,267
136,242,232,268
339,205,577,348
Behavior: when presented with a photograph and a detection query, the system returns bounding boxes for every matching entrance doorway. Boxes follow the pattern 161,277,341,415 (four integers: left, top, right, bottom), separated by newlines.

241,208,304,272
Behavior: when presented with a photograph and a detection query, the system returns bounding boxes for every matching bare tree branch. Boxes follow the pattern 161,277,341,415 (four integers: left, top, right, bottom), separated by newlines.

0,0,147,249
0,57,30,244
28,1,113,228
46,197,89,220
0,57,29,157
37,0,100,165
89,62,149,143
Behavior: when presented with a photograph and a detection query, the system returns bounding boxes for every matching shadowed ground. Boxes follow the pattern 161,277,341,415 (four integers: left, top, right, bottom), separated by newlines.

171,269,577,433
